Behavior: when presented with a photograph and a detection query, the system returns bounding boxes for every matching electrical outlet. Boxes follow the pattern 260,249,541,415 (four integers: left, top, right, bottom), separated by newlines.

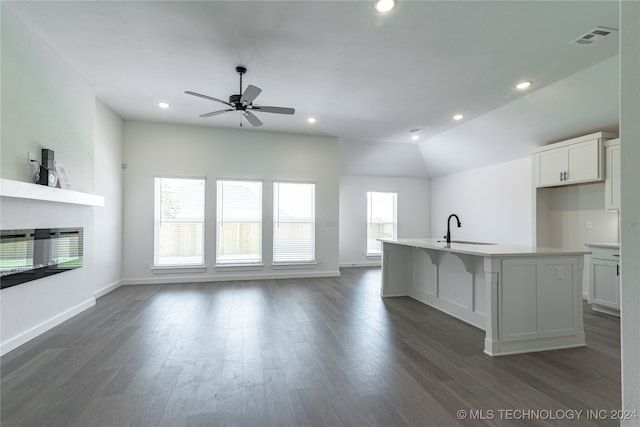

27,152,36,164
585,221,593,230
556,266,564,280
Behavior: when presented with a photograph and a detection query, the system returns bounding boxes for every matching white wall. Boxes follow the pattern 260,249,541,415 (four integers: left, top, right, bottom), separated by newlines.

537,184,619,249
339,175,430,266
536,183,619,297
620,0,640,419
340,139,429,178
93,100,124,297
429,157,533,246
0,8,100,354
122,121,340,284
0,6,95,193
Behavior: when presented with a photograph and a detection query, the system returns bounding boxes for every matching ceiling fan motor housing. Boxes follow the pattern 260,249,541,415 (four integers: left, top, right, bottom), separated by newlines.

229,94,245,110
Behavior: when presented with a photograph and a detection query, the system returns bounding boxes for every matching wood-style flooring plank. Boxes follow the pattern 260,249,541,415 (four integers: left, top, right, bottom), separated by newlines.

1,268,622,427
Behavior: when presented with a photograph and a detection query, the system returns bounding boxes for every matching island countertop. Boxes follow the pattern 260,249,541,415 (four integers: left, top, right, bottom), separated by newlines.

379,237,591,257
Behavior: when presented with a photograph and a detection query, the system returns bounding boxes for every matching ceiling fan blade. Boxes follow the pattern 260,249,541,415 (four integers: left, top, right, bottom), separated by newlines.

240,85,262,104
243,111,263,127
200,109,234,118
185,91,232,106
252,106,295,115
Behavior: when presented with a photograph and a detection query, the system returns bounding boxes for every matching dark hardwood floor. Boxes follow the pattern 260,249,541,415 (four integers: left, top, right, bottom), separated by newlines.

1,268,621,426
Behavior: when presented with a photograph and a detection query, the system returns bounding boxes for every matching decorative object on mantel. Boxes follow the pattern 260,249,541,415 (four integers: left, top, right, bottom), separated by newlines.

54,161,71,190
35,149,58,187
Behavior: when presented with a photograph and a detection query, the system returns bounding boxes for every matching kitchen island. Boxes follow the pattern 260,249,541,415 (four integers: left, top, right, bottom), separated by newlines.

380,238,590,356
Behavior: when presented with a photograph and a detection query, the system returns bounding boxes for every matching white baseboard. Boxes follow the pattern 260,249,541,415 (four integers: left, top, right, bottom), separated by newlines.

121,270,341,285
94,280,122,298
339,261,381,268
0,298,95,356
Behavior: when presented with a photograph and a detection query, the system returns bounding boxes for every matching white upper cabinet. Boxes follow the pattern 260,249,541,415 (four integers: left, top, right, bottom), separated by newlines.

605,138,621,211
532,132,616,188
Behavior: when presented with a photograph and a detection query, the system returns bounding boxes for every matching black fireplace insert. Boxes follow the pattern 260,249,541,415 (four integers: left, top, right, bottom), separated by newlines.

0,228,83,289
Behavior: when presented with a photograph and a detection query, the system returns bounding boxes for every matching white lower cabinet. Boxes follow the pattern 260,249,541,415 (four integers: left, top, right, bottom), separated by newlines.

587,245,620,316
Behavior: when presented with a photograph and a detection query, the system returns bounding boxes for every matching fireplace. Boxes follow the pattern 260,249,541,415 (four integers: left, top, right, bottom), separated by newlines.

0,227,83,289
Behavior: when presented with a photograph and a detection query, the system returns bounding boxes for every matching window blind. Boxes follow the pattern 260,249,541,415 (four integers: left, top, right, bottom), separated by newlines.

154,177,205,266
217,180,262,264
366,191,397,255
273,182,316,263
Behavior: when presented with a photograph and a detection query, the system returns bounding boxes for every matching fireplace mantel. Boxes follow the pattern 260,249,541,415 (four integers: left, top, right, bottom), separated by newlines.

0,178,104,207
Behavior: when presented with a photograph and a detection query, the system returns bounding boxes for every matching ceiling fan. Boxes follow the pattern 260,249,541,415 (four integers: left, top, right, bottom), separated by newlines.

185,66,295,127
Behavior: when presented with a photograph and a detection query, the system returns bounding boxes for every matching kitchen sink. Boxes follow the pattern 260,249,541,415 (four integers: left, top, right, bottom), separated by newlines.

437,240,497,245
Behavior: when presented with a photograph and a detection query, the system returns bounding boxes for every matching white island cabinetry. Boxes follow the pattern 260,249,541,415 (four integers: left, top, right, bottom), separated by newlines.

380,238,589,356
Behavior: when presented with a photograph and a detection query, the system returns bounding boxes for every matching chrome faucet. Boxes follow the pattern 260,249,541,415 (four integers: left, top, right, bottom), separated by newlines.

445,214,461,244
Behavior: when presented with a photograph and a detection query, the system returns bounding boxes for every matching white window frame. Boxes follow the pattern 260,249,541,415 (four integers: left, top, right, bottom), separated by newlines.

216,179,263,266
273,181,316,265
153,176,206,269
366,191,398,256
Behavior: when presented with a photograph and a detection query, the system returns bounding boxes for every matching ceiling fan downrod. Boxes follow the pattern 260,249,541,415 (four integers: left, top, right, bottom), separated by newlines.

236,66,247,97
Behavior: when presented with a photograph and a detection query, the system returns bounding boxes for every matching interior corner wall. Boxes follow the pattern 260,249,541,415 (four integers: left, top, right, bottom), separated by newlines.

339,175,430,266
429,157,533,246
93,100,124,297
121,121,340,284
0,8,98,355
0,6,95,193
620,0,640,419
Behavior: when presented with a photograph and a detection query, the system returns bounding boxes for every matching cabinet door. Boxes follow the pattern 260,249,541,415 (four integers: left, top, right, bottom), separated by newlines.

537,149,567,187
566,138,601,183
605,144,621,210
590,259,619,309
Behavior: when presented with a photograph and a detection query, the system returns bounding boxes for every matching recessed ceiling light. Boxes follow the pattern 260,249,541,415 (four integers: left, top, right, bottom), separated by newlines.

374,0,396,13
515,81,532,90
410,134,420,141
157,101,170,109
409,128,421,141
452,114,465,121
307,116,317,124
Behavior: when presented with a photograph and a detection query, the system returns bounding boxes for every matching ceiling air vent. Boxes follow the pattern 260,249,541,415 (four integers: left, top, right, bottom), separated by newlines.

570,26,618,46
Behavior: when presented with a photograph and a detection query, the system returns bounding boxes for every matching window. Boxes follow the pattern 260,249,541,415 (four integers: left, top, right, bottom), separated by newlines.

367,191,397,255
273,182,315,263
154,177,205,267
217,180,262,264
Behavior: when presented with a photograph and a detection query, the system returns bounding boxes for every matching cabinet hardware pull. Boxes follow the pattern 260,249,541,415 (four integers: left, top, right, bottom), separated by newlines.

563,171,568,180
617,264,620,276
560,171,563,181
613,254,620,257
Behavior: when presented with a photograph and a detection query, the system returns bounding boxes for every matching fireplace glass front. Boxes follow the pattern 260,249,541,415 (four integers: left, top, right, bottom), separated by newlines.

0,228,83,289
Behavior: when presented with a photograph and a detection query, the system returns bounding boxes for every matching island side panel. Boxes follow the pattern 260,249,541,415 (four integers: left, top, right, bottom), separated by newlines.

381,242,412,296
409,248,486,330
408,248,438,301
487,255,586,356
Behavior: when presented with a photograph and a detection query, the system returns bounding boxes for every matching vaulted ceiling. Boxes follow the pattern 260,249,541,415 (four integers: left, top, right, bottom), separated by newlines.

5,1,620,177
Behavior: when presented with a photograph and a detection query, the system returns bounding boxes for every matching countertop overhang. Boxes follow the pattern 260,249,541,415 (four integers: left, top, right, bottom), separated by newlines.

379,238,591,257
585,242,620,249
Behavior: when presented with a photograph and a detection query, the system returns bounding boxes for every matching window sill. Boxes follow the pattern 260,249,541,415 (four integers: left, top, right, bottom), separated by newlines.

366,254,382,259
272,261,317,270
215,263,264,272
152,265,207,274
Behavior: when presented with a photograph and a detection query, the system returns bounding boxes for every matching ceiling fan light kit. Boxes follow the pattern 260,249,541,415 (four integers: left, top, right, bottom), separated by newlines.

185,66,295,127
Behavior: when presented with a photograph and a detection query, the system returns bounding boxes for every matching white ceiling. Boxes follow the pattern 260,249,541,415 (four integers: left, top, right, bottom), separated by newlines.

5,1,620,177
